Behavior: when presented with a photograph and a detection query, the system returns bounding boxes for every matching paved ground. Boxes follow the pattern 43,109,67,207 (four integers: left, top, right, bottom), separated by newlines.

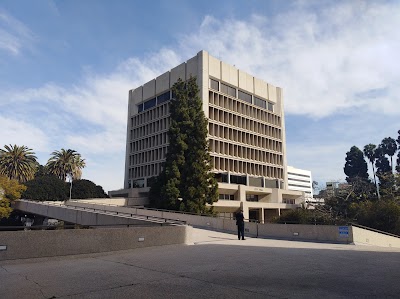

1,228,400,299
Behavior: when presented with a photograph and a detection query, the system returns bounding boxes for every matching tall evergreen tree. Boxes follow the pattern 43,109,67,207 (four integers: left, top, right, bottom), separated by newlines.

375,146,394,198
149,77,218,213
180,77,218,213
396,130,400,173
344,146,369,183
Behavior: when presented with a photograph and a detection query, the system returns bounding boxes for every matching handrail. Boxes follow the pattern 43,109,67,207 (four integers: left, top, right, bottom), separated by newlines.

0,223,168,231
16,199,187,225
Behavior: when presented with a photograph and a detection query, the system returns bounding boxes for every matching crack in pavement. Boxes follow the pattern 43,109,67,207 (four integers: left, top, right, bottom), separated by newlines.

88,257,275,298
1,265,48,299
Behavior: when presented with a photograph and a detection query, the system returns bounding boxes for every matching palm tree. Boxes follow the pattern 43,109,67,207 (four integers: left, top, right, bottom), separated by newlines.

0,144,37,182
380,137,397,172
72,154,86,180
363,144,377,180
363,144,380,199
46,149,86,181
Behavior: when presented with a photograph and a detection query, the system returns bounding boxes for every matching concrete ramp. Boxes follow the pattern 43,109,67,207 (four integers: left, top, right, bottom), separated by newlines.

14,200,185,226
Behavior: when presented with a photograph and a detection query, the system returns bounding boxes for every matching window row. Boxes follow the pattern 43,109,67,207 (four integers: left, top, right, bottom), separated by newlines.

137,91,171,113
130,118,170,140
219,194,236,201
129,146,168,166
209,139,283,165
208,123,283,152
209,79,274,112
129,162,163,179
209,91,279,126
131,102,170,127
209,107,281,139
130,132,169,152
211,156,284,179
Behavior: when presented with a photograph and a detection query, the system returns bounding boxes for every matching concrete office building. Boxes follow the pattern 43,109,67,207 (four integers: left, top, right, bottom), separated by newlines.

287,166,313,199
116,50,304,222
286,166,324,206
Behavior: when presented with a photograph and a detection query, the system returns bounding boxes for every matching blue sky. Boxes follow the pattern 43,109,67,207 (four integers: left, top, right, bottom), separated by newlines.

1,0,399,192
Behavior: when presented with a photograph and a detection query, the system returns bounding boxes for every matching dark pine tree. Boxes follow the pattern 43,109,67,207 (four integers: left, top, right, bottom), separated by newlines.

149,77,218,213
179,77,218,213
396,130,400,173
375,146,394,198
344,146,369,183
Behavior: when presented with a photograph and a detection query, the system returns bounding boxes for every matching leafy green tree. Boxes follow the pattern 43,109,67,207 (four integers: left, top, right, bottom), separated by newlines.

380,137,398,172
0,175,26,218
70,179,108,199
46,149,86,181
149,77,218,213
355,200,400,235
22,175,69,201
344,146,369,183
0,144,37,182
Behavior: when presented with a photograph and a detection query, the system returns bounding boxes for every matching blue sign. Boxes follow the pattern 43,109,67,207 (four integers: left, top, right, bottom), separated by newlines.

339,226,349,237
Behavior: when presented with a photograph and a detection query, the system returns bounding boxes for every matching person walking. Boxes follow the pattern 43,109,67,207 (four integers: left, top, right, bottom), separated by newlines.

236,209,245,240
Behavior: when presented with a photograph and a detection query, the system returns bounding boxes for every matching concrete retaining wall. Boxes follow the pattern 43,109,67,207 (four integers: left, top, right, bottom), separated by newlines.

0,225,192,261
65,201,353,243
352,226,400,248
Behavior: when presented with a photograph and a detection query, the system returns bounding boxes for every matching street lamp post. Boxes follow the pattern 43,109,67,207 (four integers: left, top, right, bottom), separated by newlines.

68,173,72,201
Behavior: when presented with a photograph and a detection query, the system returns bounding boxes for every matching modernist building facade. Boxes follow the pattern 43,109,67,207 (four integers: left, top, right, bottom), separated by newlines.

287,166,313,199
117,50,304,222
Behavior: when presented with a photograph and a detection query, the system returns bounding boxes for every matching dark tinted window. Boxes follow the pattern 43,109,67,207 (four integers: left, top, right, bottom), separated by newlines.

157,91,170,105
221,83,236,97
210,78,219,91
230,174,247,185
137,104,144,113
238,90,252,103
268,102,274,112
254,97,267,109
143,98,156,110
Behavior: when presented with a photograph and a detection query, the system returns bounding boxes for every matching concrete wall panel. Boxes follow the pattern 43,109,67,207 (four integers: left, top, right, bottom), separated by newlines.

170,63,186,86
352,226,400,248
268,83,277,103
254,78,269,99
0,226,192,261
238,70,254,93
143,79,156,101
131,87,143,105
186,56,198,79
221,62,238,86
208,55,221,79
156,71,170,94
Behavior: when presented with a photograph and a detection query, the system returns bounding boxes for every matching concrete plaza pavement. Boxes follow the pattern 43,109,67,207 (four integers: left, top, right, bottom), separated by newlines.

1,228,400,299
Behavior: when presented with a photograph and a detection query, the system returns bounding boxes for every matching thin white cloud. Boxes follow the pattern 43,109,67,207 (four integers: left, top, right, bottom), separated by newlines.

0,10,35,55
0,116,49,152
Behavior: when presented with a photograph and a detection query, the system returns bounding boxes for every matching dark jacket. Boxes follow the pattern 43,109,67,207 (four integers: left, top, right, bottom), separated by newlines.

236,212,244,226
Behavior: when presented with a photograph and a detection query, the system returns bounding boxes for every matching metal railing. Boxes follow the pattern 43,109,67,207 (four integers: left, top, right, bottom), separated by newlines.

0,223,170,232
16,199,187,226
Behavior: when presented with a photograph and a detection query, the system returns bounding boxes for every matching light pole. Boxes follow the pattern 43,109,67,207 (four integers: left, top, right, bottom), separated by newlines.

67,173,73,201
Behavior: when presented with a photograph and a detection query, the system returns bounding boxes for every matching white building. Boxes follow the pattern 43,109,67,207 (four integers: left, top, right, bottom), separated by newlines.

287,166,313,198
111,50,305,223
